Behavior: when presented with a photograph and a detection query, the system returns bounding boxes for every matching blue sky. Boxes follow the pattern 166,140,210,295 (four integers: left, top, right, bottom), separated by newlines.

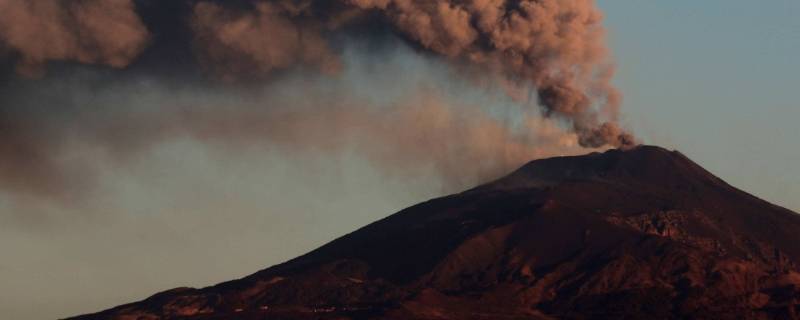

598,0,800,211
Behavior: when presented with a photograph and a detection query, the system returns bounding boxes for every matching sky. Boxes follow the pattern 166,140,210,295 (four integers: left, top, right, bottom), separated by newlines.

0,1,798,319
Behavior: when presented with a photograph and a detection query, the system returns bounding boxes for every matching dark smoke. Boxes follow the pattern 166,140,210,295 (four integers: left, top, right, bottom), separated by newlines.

0,0,633,146
0,0,635,202
0,0,150,77
184,0,636,147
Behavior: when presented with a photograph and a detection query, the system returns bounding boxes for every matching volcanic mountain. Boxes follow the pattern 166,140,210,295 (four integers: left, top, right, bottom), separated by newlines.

71,146,800,319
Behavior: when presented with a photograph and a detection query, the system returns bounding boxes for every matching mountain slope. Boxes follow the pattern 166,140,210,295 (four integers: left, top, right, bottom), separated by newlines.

71,146,800,319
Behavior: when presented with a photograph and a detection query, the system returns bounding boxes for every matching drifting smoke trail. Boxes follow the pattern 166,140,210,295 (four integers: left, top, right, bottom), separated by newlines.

0,48,593,205
0,0,633,146
0,0,633,205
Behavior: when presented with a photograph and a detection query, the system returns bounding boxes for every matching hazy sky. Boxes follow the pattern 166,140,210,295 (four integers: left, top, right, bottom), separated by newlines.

0,2,798,320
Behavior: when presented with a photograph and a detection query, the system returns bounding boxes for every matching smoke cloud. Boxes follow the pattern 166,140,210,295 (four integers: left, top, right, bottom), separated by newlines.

0,0,150,77
0,52,592,207
0,0,633,207
187,0,634,147
190,1,341,78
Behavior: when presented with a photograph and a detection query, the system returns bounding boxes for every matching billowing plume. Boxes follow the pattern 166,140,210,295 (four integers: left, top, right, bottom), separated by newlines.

0,0,633,146
188,0,634,147
190,1,341,78
0,0,635,206
0,0,150,77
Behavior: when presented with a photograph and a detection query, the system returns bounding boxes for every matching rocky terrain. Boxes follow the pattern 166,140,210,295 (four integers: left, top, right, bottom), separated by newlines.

70,146,800,319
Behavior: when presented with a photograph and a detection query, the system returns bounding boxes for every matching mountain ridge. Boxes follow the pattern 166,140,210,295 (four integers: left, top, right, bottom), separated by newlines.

70,145,800,320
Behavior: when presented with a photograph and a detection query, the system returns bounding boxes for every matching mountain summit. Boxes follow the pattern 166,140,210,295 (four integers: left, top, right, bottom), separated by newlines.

71,146,800,319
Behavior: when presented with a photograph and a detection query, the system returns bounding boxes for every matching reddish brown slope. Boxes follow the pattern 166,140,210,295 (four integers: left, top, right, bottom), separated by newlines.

70,146,800,319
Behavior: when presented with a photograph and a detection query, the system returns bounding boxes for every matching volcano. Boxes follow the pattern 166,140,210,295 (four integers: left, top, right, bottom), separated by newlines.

71,146,800,319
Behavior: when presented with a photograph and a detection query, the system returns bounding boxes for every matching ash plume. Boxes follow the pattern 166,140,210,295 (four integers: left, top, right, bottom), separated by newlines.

0,0,150,77
0,61,592,205
187,0,635,147
0,0,634,208
190,1,342,78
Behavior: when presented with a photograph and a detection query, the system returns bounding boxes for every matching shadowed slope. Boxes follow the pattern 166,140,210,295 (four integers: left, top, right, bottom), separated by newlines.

70,146,800,319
